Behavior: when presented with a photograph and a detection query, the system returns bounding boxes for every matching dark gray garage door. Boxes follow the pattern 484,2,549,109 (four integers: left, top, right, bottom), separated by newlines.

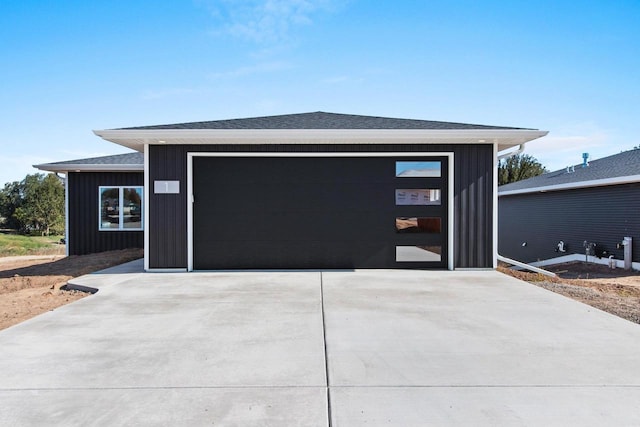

193,156,448,269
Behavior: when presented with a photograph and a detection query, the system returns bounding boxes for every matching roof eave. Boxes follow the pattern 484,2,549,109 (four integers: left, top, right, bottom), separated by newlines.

34,163,144,173
499,174,640,196
93,129,548,152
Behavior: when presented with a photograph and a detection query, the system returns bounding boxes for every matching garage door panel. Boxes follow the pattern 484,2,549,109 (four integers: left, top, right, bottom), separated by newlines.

198,241,394,269
198,211,401,242
199,157,394,185
201,182,396,212
193,156,448,269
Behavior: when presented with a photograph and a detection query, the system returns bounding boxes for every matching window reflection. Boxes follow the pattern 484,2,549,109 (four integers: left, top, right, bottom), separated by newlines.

396,161,441,177
395,246,441,262
395,189,440,205
123,188,143,229
100,188,120,229
99,186,143,231
396,217,441,233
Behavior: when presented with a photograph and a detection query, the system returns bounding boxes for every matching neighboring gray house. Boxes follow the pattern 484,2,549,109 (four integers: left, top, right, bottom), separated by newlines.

36,111,547,271
499,149,640,269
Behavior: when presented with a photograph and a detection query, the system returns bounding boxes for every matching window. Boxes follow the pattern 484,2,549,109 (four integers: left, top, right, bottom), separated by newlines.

395,189,441,205
395,246,441,262
395,161,441,177
396,217,441,233
99,186,143,231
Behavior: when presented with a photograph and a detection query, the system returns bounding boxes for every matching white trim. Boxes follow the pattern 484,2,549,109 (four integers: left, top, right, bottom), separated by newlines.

95,128,547,153
492,143,498,268
447,153,454,271
64,173,69,257
499,174,640,196
34,164,143,173
186,152,194,271
146,268,188,273
144,144,150,271
186,152,455,272
526,253,640,271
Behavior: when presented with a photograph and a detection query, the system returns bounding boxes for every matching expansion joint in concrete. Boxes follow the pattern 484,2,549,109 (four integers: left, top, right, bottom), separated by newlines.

319,271,332,427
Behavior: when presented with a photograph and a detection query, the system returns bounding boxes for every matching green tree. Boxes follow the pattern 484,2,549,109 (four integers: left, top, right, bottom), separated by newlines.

0,180,24,230
1,173,65,235
498,154,547,185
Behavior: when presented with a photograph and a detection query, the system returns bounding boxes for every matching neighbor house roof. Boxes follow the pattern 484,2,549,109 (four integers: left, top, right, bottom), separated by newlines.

34,152,143,173
94,111,548,153
499,149,640,196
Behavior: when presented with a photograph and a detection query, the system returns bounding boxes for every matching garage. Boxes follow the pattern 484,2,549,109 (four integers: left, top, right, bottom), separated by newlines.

84,111,549,271
191,155,450,270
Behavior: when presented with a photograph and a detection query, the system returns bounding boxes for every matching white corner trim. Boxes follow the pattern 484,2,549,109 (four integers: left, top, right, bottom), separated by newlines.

447,153,454,271
186,152,455,271
144,144,150,272
64,173,69,257
499,174,640,196
186,154,194,272
492,143,498,268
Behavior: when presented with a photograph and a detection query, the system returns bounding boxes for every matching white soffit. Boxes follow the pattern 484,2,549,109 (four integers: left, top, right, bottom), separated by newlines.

93,129,548,152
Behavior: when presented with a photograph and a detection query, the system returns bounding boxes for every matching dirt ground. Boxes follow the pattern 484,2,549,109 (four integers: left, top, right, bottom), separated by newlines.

0,248,144,331
499,261,640,325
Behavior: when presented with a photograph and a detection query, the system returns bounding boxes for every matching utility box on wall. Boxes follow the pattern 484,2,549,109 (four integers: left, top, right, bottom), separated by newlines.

154,180,180,194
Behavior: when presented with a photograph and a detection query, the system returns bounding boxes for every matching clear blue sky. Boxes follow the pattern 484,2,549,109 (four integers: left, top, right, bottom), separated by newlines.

1,0,639,185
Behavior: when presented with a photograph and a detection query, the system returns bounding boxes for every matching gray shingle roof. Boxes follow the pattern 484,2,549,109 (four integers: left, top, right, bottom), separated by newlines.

43,152,143,166
499,149,640,193
120,111,530,131
34,152,143,172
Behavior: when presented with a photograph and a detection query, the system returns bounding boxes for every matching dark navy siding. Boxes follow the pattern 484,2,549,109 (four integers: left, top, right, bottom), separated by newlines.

148,144,495,269
499,183,640,263
67,172,144,255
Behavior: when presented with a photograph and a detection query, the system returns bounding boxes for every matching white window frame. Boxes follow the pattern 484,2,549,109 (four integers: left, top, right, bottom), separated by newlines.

98,186,144,231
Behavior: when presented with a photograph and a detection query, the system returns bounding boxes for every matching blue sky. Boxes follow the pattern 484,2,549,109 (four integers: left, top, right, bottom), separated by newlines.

1,0,639,185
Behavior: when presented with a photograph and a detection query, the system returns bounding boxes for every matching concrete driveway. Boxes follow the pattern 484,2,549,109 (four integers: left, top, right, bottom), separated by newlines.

1,263,640,426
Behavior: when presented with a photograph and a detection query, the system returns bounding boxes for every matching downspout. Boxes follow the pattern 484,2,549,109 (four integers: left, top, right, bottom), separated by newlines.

496,144,556,277
497,143,526,161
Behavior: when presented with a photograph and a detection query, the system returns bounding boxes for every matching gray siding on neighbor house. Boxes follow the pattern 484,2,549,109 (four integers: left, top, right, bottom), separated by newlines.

148,143,495,269
67,172,144,256
499,183,640,264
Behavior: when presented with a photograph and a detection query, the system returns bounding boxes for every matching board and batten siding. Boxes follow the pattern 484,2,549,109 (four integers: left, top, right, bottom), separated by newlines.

148,143,495,269
499,182,640,264
67,172,144,256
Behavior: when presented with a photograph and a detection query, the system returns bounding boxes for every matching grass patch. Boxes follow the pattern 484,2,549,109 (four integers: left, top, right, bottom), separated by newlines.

0,232,64,257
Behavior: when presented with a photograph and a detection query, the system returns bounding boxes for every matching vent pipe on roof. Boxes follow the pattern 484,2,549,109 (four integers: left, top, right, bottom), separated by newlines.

582,152,589,167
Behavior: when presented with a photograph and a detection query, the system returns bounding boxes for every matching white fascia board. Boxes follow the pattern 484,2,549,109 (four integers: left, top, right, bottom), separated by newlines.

94,129,548,151
33,163,144,173
499,174,640,196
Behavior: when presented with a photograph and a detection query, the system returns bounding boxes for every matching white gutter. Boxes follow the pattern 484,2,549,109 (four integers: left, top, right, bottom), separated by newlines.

499,174,640,196
497,143,526,160
33,164,144,173
497,255,557,277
